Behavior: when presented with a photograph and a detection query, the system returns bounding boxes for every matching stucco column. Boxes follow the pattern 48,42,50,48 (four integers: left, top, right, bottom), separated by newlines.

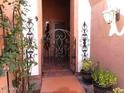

77,0,91,72
24,0,39,75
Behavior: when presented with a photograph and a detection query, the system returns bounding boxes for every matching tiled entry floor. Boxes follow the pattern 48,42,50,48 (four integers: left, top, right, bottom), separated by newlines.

41,75,85,93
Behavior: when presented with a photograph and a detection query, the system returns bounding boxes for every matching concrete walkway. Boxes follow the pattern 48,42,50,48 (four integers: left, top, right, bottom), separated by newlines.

41,75,85,93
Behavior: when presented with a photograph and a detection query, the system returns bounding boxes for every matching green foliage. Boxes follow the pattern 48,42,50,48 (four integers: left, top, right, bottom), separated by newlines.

27,83,36,93
0,63,4,76
0,0,37,92
81,59,92,72
12,79,20,88
92,69,117,87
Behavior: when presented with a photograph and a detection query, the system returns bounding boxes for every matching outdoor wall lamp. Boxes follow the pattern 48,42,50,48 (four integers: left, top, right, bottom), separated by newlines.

102,8,120,24
102,8,123,36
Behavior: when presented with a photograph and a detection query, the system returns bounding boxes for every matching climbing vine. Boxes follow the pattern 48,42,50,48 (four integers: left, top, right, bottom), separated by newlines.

0,0,37,93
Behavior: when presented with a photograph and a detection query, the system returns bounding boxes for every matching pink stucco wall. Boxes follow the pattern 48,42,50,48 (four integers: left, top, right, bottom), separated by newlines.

0,1,14,91
0,77,7,92
91,0,124,87
42,0,70,30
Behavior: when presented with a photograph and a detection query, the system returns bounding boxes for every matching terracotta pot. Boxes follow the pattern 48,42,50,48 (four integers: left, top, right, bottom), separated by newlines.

81,70,92,84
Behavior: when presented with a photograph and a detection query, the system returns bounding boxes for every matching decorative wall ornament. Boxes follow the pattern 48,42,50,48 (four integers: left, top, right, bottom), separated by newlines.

26,18,36,89
26,18,35,69
77,0,91,72
80,22,89,60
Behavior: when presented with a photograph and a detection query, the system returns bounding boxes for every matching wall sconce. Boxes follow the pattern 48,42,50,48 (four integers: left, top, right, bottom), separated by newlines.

102,8,120,24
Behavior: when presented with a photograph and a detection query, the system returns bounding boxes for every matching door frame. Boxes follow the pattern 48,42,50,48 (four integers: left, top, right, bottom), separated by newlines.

70,0,78,73
38,0,78,75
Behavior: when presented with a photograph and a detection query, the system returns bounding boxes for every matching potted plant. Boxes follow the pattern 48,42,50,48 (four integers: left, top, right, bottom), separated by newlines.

81,59,93,84
92,69,118,93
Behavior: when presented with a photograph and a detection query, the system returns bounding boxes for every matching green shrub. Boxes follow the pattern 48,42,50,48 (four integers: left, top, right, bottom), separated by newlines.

81,59,92,72
92,69,117,87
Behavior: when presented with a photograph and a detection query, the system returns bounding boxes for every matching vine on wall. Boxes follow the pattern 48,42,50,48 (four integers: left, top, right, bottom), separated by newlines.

0,0,37,93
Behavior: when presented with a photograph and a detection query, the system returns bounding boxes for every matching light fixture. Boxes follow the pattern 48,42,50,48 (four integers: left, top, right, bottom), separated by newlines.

102,8,120,24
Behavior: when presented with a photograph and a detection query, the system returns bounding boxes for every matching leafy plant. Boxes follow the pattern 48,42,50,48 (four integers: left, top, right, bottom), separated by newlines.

27,83,36,93
81,59,92,72
0,64,4,76
92,69,117,88
0,0,37,93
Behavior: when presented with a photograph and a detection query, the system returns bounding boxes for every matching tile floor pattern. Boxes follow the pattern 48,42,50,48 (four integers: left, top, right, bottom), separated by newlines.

41,75,85,93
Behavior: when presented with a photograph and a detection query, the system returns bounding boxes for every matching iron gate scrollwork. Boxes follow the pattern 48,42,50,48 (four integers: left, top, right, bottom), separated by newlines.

43,28,70,70
55,29,70,59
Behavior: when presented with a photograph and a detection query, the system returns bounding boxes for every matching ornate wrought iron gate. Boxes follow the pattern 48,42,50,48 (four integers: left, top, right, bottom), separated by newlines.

43,28,70,71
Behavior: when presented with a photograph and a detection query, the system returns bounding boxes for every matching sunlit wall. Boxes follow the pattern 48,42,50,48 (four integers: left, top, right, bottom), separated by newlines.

24,0,39,75
77,0,91,72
